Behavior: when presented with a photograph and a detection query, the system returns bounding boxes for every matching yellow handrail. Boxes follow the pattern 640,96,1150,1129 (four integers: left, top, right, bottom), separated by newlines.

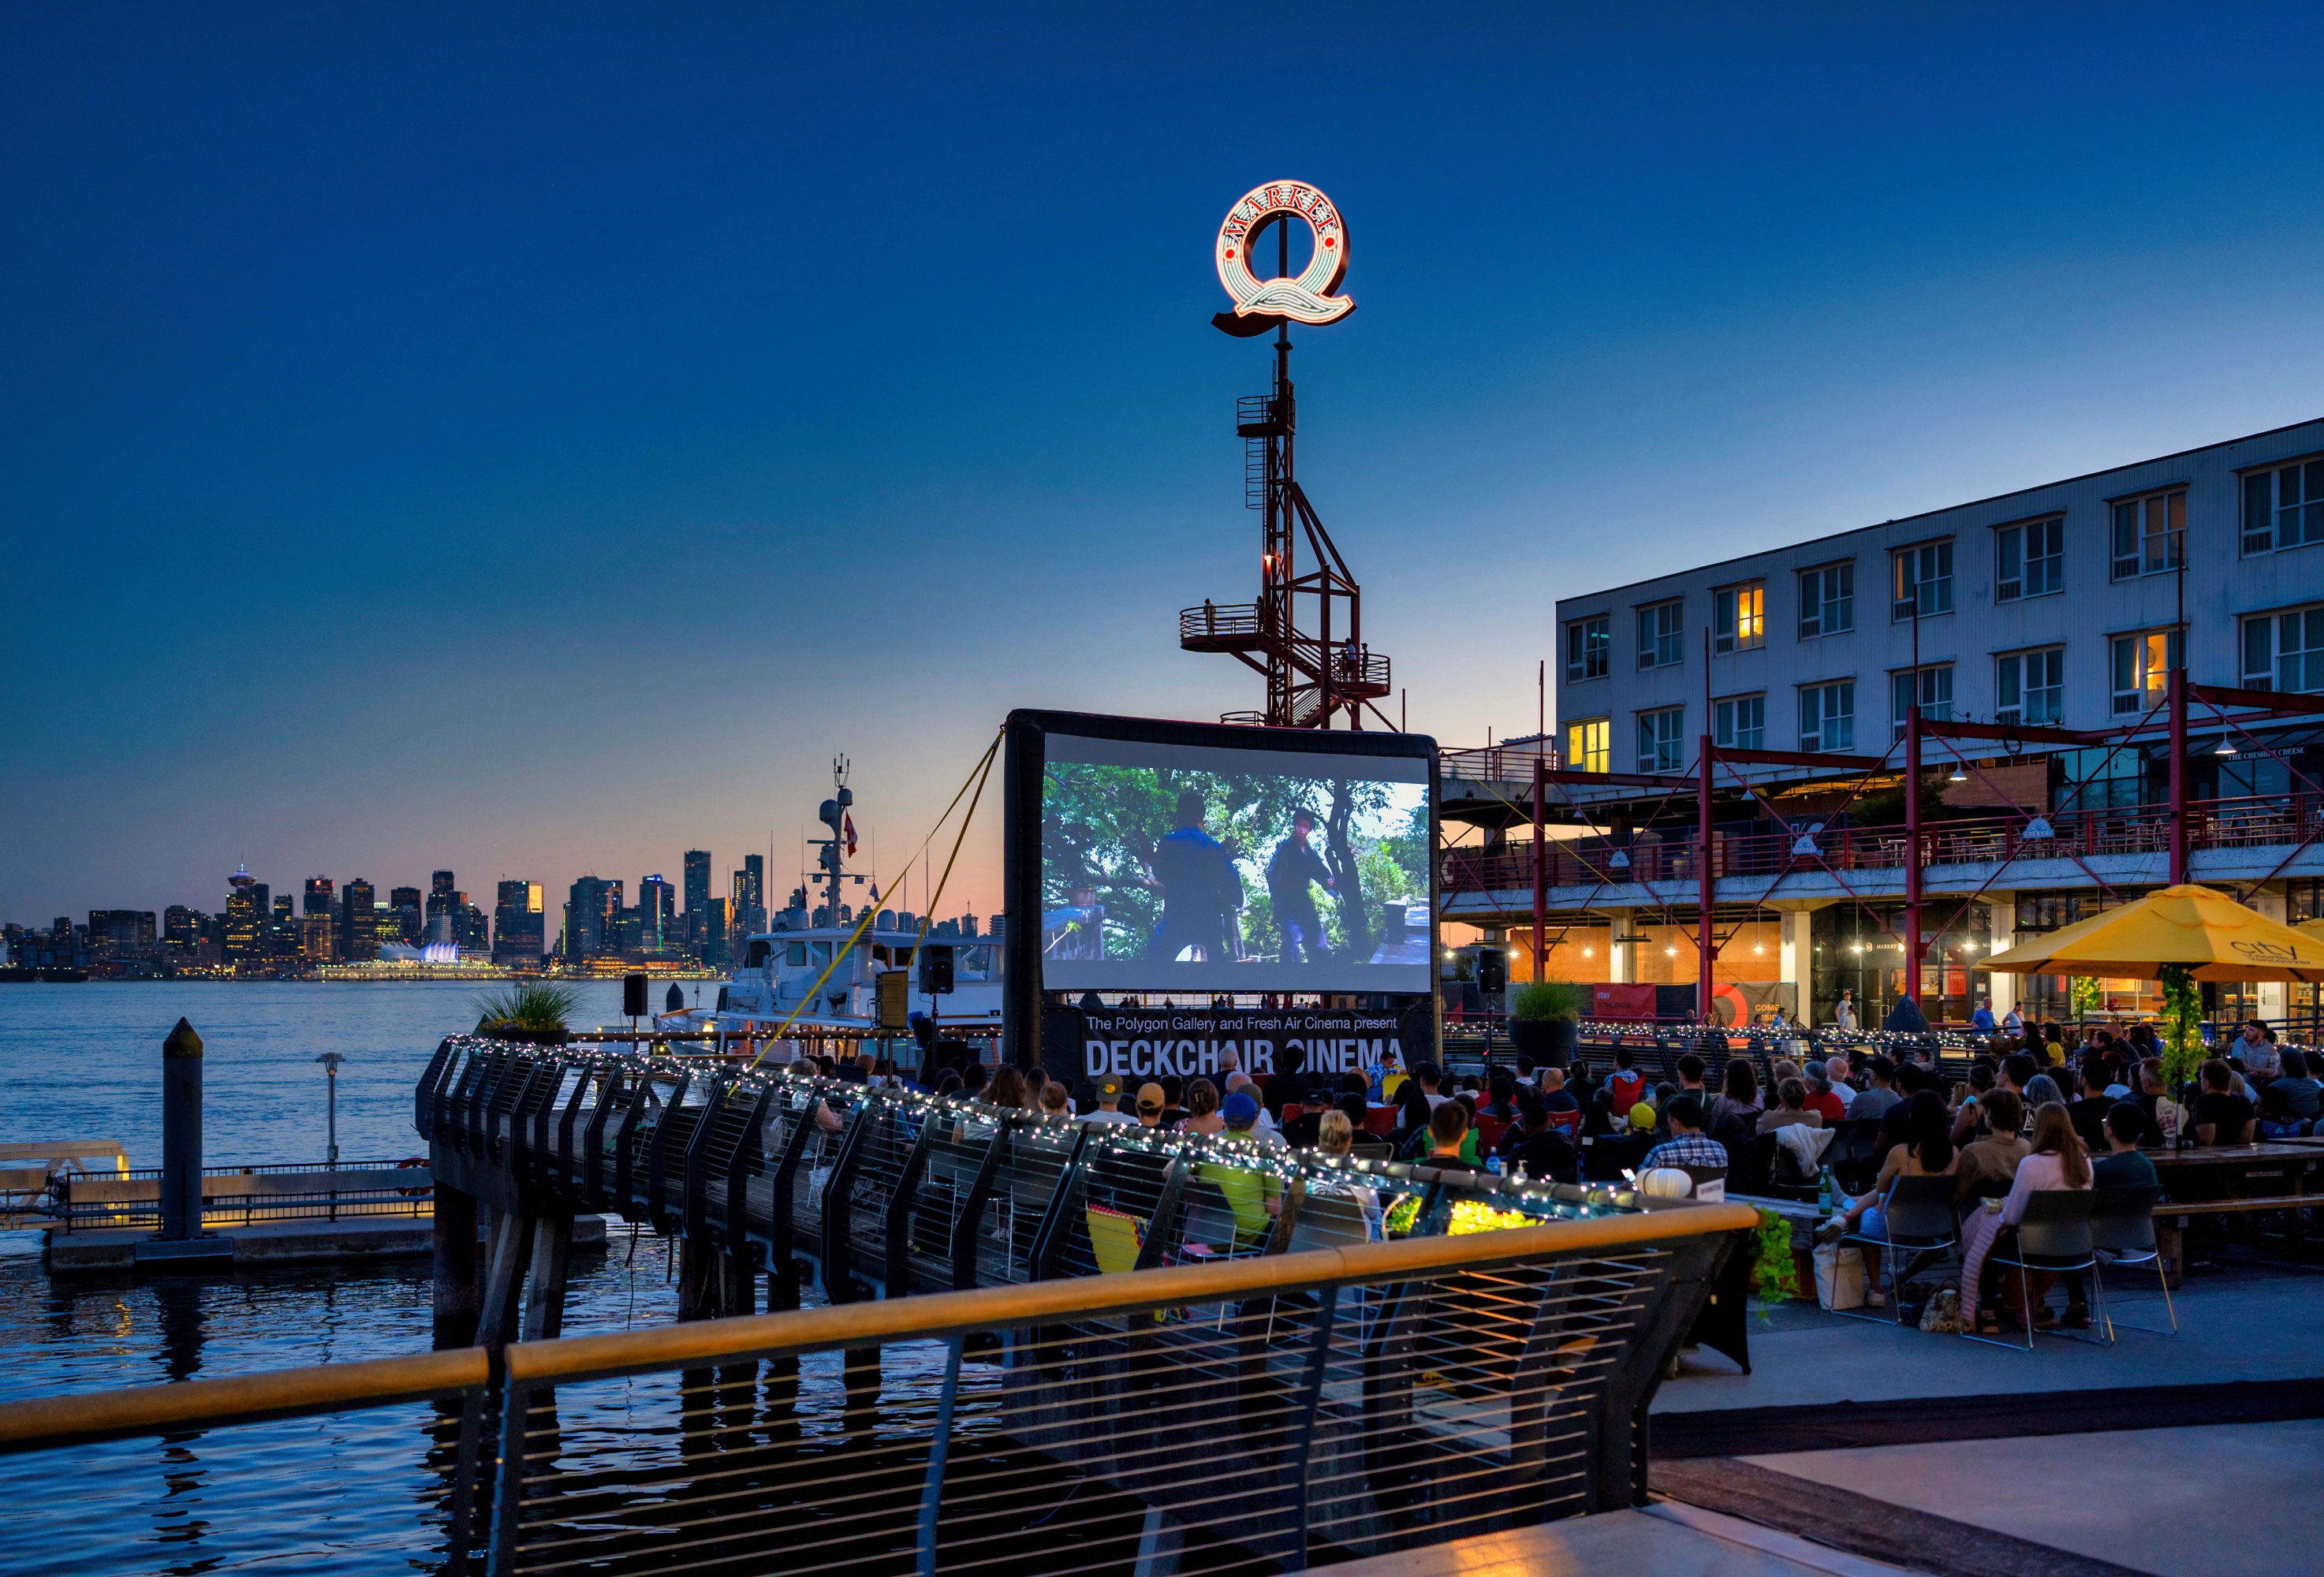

0,1348,487,1451
0,1200,1753,1452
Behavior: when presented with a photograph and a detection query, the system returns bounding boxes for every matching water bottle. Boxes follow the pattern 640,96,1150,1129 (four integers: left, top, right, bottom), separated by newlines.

1818,1165,1833,1216
1486,1155,1505,1178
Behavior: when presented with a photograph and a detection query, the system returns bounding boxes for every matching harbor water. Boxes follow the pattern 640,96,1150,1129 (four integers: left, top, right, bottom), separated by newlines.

0,979,764,1575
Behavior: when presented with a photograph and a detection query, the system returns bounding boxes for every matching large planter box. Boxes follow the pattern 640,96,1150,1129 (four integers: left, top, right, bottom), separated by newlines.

1509,1018,1576,1068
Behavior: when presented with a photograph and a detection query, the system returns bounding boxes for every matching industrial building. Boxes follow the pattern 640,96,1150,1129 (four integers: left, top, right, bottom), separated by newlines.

1446,416,2324,1029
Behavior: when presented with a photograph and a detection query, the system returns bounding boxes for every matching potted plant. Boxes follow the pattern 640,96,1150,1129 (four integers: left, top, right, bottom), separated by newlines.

473,982,579,1046
1507,979,1580,1068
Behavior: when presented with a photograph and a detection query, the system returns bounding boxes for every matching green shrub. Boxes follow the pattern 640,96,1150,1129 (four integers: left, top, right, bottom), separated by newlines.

1509,979,1580,1022
473,981,579,1035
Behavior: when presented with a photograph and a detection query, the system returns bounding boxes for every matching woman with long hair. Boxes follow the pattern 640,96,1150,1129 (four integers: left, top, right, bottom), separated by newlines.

1972,1102,2092,1334
1825,1090,1957,1305
1709,1057,1763,1125
1177,1077,1224,1136
985,1065,1029,1111
1386,1080,1433,1156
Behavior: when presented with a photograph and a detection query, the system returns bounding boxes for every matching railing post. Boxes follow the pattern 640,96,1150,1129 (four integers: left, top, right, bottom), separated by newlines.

1282,1277,1338,1571
915,1336,964,1577
485,1371,531,1577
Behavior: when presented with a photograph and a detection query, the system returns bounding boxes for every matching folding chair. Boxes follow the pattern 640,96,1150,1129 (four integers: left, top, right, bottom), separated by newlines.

1967,1189,2097,1351
1831,1174,1955,1327
2088,1184,2176,1340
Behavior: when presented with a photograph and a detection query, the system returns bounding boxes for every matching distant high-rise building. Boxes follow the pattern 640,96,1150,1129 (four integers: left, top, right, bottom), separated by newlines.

374,903,399,949
340,878,378,961
390,885,425,945
702,897,733,969
493,880,544,966
162,906,200,953
299,912,334,966
266,896,303,971
432,871,456,900
455,897,488,953
563,877,622,961
88,910,156,964
640,874,677,955
224,865,264,967
304,876,334,916
425,871,454,932
734,855,767,936
683,850,711,956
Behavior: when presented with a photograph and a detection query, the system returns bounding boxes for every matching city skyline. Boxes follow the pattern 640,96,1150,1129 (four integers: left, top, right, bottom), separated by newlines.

8,6,2324,925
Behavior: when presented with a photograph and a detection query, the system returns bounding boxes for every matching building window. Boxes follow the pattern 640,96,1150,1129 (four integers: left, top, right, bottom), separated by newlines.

1713,583,1764,654
2110,630,2180,714
2244,608,2324,695
1714,694,1764,751
2244,460,2324,555
1636,706,1685,772
1996,647,2065,726
1637,600,1684,669
1565,717,1610,774
1891,665,1954,739
1799,562,1854,639
1891,541,1953,621
1995,516,2063,602
1565,616,1610,682
1799,680,1855,753
2110,489,2184,580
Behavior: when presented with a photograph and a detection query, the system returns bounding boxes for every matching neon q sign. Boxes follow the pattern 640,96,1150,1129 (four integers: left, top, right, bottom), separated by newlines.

1212,180,1353,337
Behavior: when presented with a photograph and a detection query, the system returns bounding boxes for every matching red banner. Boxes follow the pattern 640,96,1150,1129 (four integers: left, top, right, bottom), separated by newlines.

1591,982,1657,1021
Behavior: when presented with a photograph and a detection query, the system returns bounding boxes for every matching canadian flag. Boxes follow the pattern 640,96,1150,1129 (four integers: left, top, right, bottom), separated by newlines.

843,813,858,857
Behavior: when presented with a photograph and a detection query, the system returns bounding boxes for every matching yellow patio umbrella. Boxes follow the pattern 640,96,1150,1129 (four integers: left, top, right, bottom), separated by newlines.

1983,883,2324,983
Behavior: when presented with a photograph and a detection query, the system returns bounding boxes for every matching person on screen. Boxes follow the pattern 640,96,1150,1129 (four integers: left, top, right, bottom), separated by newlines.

1267,808,1337,965
1147,789,1240,964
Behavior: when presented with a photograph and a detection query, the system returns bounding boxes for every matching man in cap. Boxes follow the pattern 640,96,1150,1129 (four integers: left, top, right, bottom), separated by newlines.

1221,1088,1284,1150
1134,1083,1167,1128
1083,1075,1136,1126
1267,807,1338,965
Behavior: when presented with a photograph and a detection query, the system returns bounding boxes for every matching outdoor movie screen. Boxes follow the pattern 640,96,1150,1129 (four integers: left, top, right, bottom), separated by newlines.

1038,731,1433,994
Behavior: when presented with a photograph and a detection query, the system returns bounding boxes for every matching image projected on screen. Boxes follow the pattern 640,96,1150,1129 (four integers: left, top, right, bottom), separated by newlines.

1039,733,1431,993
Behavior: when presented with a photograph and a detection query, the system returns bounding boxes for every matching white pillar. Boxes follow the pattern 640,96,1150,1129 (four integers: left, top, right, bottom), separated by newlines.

1984,895,2017,1021
1605,909,1636,984
2251,886,2288,1022
1769,900,1834,1027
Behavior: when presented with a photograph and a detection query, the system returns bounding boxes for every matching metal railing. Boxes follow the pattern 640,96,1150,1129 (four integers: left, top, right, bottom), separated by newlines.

1439,739,1560,785
0,1204,1750,1576
54,1158,432,1232
1442,792,2324,894
415,1038,1710,1305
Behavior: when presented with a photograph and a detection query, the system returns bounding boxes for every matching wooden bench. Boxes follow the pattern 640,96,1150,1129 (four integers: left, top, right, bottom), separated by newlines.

2153,1194,2313,1280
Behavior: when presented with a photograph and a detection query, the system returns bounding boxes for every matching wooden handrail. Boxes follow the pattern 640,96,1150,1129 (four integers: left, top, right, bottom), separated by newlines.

0,1348,488,1453
508,1201,1756,1385
0,1202,1754,1452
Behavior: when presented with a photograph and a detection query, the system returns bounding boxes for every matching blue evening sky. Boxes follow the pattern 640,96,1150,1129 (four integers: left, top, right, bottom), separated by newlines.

5,3,2322,927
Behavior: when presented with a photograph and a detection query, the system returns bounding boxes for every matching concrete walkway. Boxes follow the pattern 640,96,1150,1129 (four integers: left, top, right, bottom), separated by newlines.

1744,1419,2324,1577
1655,1266,2324,1415
1319,1502,1910,1577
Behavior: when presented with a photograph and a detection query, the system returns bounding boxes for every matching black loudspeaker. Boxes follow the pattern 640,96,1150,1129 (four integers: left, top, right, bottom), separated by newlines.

918,944,955,995
622,972,648,1018
1477,949,1509,994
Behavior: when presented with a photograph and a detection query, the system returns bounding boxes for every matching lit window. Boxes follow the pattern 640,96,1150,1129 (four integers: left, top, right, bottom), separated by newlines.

1714,583,1764,654
2110,630,2179,714
2242,460,2324,555
1891,540,1953,621
1996,648,2065,726
1714,694,1764,751
1636,706,1685,772
1995,516,2063,602
1564,616,1610,682
1799,680,1855,753
1637,600,1684,669
1798,562,1853,639
2111,490,2184,580
1890,665,1953,740
1564,717,1610,774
